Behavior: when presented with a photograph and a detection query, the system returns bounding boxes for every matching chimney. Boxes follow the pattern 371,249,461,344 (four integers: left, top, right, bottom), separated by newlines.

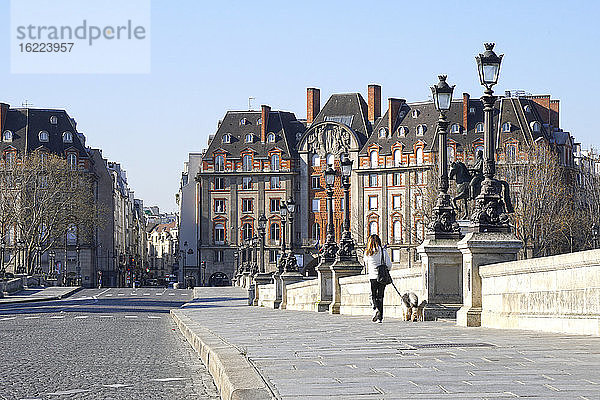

462,93,470,130
388,98,404,135
368,84,381,122
0,103,9,134
306,87,320,125
261,104,270,143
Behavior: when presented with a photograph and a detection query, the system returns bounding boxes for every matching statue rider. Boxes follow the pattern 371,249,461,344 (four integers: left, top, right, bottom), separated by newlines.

469,150,484,200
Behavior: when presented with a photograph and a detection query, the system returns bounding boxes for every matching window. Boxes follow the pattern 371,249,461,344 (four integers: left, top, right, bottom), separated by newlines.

415,194,423,209
242,154,252,171
257,118,262,125
242,177,252,189
393,220,402,242
416,148,423,166
416,220,424,241
39,130,49,142
412,110,419,118
469,107,475,114
242,223,252,240
448,146,455,162
399,126,408,136
476,123,484,133
311,154,321,167
63,131,73,143
66,225,77,245
450,124,460,133
416,125,426,136
245,133,253,143
392,249,401,262
214,155,224,171
214,223,225,244
370,150,378,168
475,146,484,156
312,222,320,241
214,177,224,190
312,198,320,212
67,153,77,170
502,122,511,133
311,176,320,189
378,127,387,138
214,250,224,263
242,199,253,213
369,196,378,210
393,149,402,166
369,221,378,235
524,105,532,113
270,154,280,171
416,171,423,184
2,130,12,142
270,198,280,212
393,195,401,210
326,153,335,166
267,133,275,143
369,174,377,187
270,222,280,242
214,199,226,213
240,118,248,126
50,116,58,124
531,121,541,133
269,250,278,263
270,176,280,189
506,145,517,163
393,172,402,186
222,134,231,144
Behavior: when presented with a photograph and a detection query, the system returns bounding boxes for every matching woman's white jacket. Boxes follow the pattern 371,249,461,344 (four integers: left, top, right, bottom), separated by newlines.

363,246,392,280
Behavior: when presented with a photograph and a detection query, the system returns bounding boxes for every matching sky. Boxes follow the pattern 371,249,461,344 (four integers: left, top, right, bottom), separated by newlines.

2,0,600,212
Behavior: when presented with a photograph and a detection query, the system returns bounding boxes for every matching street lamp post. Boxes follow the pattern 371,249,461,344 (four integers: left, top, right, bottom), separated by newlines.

258,214,267,274
428,75,460,238
336,154,358,261
187,248,194,286
0,239,5,277
279,204,287,273
471,43,511,232
323,165,339,259
251,235,259,275
284,197,298,272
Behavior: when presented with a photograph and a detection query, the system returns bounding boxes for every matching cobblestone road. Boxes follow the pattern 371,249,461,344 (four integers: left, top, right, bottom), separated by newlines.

0,288,219,400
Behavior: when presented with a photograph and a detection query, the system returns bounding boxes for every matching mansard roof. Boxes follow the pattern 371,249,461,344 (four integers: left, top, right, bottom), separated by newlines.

310,93,370,146
0,107,88,159
204,109,304,160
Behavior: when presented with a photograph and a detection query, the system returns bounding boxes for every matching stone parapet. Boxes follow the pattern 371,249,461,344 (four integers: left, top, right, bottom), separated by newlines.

257,283,276,308
285,278,319,311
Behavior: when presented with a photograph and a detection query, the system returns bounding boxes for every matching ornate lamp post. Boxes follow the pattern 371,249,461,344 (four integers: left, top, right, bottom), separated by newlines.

251,235,259,275
0,239,5,277
279,203,287,273
257,214,267,274
284,197,298,272
471,43,511,232
322,165,339,259
428,75,460,238
337,154,357,260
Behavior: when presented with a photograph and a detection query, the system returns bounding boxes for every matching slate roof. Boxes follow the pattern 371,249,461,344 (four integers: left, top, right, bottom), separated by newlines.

204,110,305,160
0,108,89,159
310,93,371,146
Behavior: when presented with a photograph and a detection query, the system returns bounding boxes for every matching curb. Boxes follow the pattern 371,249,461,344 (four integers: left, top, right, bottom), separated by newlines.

0,287,82,304
171,309,275,400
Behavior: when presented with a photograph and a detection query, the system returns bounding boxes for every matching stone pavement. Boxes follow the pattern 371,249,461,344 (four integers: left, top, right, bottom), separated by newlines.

173,286,600,400
0,286,80,304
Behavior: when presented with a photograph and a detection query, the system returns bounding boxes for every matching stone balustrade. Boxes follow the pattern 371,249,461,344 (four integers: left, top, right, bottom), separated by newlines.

285,279,319,311
257,283,276,308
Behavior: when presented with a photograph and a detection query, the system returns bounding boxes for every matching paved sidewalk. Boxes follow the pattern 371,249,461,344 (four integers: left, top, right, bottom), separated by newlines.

174,287,600,400
0,286,80,304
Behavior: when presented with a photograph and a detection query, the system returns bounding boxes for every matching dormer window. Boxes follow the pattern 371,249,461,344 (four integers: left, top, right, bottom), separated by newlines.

416,124,426,136
378,127,387,138
502,122,511,133
39,130,49,142
50,116,58,124
524,105,532,113
222,134,231,144
257,118,262,125
469,107,476,114
267,133,275,143
475,123,484,133
450,124,460,133
531,121,541,133
240,118,249,126
245,133,253,143
63,131,73,143
2,130,13,142
399,126,408,136
67,153,77,170
412,110,420,118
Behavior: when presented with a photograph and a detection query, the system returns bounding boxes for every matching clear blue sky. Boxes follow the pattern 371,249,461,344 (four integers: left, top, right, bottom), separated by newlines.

2,0,599,212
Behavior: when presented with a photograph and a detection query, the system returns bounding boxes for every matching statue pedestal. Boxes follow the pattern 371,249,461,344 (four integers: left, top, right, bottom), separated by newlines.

279,271,304,310
329,259,362,314
315,257,335,312
241,271,250,288
273,272,282,309
456,231,521,327
253,272,272,306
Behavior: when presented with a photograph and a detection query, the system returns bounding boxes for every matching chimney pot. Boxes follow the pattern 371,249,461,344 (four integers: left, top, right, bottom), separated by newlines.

462,93,470,131
261,104,270,143
388,98,404,136
368,84,381,122
307,88,320,125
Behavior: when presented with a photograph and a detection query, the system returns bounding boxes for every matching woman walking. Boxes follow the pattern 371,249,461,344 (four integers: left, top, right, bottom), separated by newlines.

363,234,392,323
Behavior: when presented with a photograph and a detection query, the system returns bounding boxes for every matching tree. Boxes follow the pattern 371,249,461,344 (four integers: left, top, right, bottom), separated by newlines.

0,151,98,275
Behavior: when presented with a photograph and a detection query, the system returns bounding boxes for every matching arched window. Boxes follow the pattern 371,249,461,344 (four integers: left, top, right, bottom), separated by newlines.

270,222,280,242
531,121,541,133
270,153,280,171
38,130,49,142
67,153,77,170
311,154,321,167
63,131,73,143
214,223,225,244
214,155,225,171
412,110,419,118
447,146,455,162
242,155,252,171
506,145,517,163
393,220,402,243
393,149,402,166
370,150,378,168
416,125,426,136
4,152,15,168
240,118,248,126
326,153,335,166
378,127,387,138
399,126,408,136
257,117,262,125
245,133,253,143
369,221,378,236
267,133,275,143
222,134,231,144
49,116,58,124
312,222,320,241
475,123,484,133
450,124,460,133
416,148,423,166
2,130,13,142
502,122,511,133
242,223,252,241
475,146,484,157
524,105,532,113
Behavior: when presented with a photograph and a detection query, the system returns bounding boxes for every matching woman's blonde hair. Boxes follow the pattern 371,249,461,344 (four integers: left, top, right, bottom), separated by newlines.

365,234,382,256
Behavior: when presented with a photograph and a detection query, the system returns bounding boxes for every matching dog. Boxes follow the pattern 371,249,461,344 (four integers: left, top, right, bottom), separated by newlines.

400,292,427,322
411,300,428,322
